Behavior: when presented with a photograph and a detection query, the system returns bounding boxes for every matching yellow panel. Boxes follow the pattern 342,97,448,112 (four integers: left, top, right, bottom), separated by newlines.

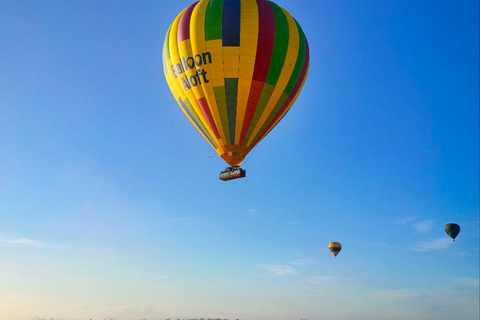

251,62,309,149
329,242,342,248
164,60,218,151
165,14,189,107
246,8,300,147
274,62,310,126
168,9,223,151
275,8,301,90
235,0,259,144
190,0,228,148
205,38,230,140
206,39,225,87
164,33,219,152
223,46,240,78
178,40,206,99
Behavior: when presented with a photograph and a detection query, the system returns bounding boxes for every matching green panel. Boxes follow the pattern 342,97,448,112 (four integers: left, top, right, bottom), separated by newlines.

241,2,289,144
205,0,224,41
265,1,289,86
284,20,306,95
249,91,289,145
243,83,275,143
225,78,238,144
163,25,172,61
183,98,217,148
213,86,230,142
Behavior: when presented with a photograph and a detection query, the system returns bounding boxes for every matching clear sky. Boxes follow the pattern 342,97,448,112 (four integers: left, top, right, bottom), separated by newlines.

0,1,479,320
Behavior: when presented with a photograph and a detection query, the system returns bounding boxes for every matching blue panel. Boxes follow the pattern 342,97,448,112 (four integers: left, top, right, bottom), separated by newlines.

222,0,241,46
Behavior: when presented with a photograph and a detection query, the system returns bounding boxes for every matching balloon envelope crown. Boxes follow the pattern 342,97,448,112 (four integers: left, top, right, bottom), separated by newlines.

162,0,310,171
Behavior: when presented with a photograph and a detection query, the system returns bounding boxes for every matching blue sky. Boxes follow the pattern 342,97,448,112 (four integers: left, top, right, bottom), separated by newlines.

0,0,478,319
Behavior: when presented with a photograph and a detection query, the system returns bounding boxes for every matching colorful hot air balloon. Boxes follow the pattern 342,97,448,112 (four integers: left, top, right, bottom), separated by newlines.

329,242,342,258
162,0,309,180
445,223,460,241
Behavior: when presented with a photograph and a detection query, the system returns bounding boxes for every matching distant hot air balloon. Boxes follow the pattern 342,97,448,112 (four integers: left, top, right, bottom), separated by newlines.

162,0,310,180
329,242,342,258
445,223,460,241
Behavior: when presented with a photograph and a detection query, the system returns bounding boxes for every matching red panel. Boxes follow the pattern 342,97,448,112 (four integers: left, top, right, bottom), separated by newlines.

239,80,265,144
252,39,310,147
197,97,221,139
177,2,199,43
252,0,276,81
238,0,276,145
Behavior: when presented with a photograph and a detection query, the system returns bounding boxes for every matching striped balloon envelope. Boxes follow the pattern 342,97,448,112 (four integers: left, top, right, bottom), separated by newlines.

329,242,342,258
162,0,309,167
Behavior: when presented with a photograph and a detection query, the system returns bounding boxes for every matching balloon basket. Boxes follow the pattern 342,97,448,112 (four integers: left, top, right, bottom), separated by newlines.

219,166,246,181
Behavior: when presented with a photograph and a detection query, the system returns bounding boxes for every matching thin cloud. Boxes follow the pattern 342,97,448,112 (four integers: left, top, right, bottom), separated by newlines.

396,217,435,233
289,259,319,266
306,275,352,286
307,275,336,284
257,264,297,276
410,238,452,252
395,216,417,225
0,237,68,250
413,219,434,233
286,221,305,225
452,277,479,288
372,288,428,299
167,216,204,222
246,209,259,216
0,238,47,248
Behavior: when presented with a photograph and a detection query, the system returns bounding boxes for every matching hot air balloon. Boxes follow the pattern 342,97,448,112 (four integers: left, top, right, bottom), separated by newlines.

445,223,460,241
329,242,342,258
162,0,310,181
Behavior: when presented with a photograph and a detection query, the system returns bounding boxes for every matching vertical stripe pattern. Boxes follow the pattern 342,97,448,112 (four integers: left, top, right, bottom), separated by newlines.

162,0,309,166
